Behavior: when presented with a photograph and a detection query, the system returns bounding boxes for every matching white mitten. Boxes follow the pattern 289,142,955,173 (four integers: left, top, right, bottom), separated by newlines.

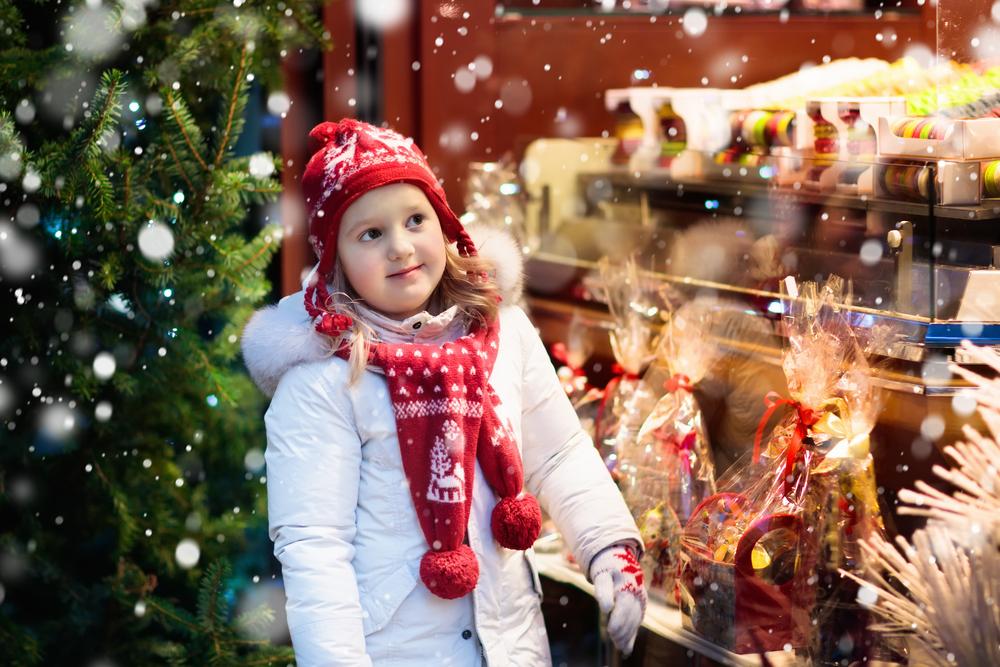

589,543,647,656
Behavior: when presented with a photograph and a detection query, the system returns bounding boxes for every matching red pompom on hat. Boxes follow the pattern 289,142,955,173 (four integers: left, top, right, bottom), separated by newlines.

300,119,478,324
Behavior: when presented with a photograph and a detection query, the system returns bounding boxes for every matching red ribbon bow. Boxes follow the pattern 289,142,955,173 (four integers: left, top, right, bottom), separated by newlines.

550,342,586,378
315,311,354,337
610,363,641,381
752,392,820,496
664,373,694,393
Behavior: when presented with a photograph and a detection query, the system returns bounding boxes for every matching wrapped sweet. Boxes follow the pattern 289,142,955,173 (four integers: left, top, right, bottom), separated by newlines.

593,256,662,478
617,302,718,603
679,276,884,655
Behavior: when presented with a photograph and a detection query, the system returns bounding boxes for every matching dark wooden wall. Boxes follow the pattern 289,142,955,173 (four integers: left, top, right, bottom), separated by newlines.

281,0,951,294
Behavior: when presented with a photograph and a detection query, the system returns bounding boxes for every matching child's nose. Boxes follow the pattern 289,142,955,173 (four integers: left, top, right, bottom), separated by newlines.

386,231,415,260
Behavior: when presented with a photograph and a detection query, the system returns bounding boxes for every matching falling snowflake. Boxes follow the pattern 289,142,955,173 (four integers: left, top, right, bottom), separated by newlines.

267,91,291,115
15,99,36,124
355,0,410,31
0,221,41,279
92,352,116,380
248,153,275,178
682,8,708,38
63,4,122,60
175,538,200,569
0,380,13,417
244,447,265,472
38,404,77,441
454,66,476,94
16,203,40,228
95,401,113,422
499,78,532,116
137,220,175,260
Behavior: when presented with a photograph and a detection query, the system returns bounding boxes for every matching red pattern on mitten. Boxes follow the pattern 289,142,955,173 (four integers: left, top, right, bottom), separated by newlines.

590,543,647,656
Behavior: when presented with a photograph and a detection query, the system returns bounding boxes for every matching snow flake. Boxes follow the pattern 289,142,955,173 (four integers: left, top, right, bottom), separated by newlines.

356,0,410,31
92,352,116,380
175,538,200,569
138,221,175,261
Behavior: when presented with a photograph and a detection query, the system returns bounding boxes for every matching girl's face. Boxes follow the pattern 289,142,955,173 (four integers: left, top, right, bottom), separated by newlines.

337,183,447,320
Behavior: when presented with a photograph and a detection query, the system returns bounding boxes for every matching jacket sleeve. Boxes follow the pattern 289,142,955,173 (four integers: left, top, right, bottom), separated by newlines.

512,307,642,576
264,361,373,667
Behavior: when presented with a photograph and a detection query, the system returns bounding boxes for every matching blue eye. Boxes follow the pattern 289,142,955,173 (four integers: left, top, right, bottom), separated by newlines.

359,228,381,241
407,214,424,227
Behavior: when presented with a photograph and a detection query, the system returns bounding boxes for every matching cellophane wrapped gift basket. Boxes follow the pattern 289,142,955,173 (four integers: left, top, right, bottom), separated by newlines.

617,302,718,605
678,277,884,656
593,256,663,479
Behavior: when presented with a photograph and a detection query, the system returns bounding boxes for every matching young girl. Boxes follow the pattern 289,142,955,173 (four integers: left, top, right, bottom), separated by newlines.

242,119,645,666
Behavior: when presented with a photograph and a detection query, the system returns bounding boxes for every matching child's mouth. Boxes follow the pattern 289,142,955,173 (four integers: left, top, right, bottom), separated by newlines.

388,264,422,278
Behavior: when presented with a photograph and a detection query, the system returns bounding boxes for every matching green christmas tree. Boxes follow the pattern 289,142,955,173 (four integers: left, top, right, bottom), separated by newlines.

0,1,328,664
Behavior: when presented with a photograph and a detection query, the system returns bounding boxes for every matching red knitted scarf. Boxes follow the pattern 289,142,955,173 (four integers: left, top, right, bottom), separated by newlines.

336,319,541,599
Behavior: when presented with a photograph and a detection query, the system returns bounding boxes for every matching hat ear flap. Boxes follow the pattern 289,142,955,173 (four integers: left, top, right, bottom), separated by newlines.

455,228,478,258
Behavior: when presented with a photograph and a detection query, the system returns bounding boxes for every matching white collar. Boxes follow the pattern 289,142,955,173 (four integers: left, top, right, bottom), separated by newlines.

355,302,468,345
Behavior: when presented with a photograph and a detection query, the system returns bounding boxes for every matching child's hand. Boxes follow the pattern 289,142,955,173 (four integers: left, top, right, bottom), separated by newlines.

589,543,646,656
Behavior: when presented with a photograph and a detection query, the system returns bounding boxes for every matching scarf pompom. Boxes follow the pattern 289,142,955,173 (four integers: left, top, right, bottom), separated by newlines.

419,545,479,599
491,493,542,551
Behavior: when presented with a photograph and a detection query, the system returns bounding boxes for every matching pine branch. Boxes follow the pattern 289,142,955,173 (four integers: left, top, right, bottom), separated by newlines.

92,460,140,557
0,2,26,49
161,132,197,193
0,615,42,667
87,162,117,220
233,604,276,637
144,595,201,637
0,109,23,157
197,559,232,658
0,0,329,661
213,44,250,168
75,69,126,163
163,88,209,172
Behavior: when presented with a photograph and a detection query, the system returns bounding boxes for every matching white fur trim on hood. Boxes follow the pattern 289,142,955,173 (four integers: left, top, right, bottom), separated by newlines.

241,224,524,397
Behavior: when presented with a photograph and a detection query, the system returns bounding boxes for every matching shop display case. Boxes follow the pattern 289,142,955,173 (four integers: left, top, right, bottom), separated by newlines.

306,0,999,664
504,1,999,663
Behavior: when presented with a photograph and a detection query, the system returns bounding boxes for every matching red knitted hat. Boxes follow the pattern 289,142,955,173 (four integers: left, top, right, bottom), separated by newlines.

301,119,477,326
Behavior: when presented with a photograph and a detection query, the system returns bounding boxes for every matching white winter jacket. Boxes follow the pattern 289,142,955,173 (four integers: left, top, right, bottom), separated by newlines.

241,228,640,666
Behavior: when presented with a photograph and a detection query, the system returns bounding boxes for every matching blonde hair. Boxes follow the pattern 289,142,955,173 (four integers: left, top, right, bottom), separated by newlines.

321,246,500,384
